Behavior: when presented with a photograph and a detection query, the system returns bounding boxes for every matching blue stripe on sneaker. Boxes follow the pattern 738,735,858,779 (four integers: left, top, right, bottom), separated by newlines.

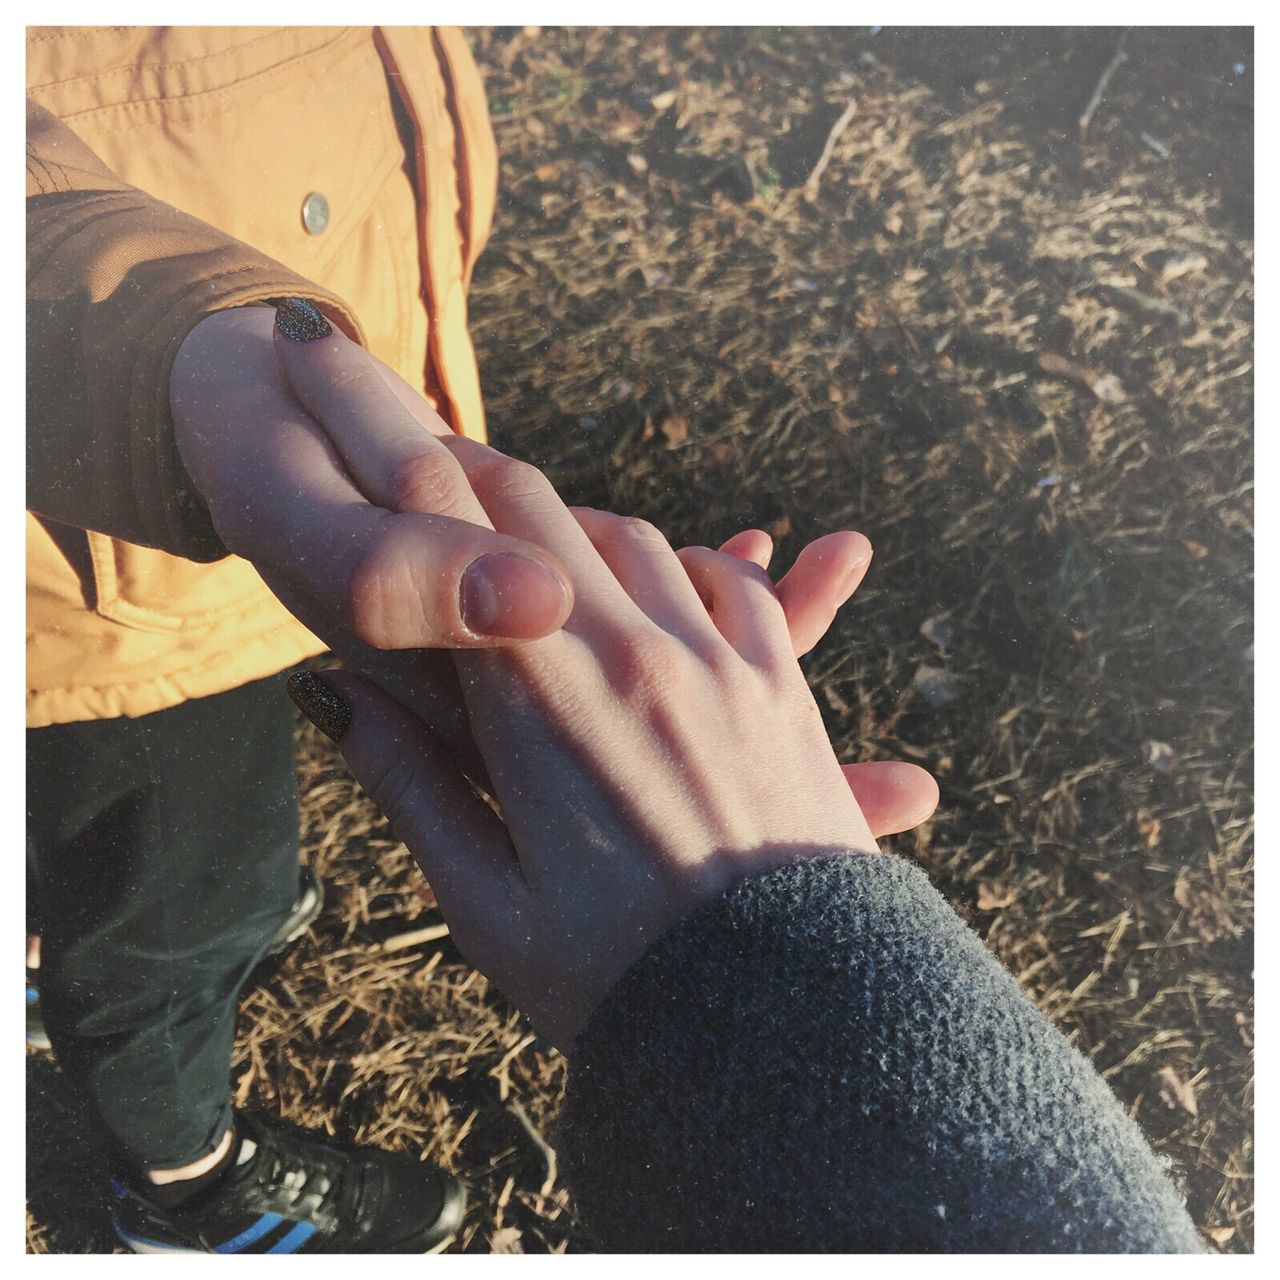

265,1221,318,1254
26,986,39,1005
212,1212,284,1253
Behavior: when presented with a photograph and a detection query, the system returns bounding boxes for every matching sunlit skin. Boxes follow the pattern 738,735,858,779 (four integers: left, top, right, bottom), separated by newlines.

271,319,943,1049
173,306,937,836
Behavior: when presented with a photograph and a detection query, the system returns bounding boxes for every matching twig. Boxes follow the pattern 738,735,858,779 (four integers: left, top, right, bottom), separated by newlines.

1078,32,1130,136
1099,282,1191,328
803,99,858,197
375,922,450,953
506,1099,558,1197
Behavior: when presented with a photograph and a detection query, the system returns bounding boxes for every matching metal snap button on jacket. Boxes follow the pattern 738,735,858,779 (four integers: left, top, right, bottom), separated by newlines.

301,191,330,235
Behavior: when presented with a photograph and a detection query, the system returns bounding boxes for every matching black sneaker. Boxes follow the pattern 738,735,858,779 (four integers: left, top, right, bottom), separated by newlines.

26,866,324,1050
110,1111,465,1254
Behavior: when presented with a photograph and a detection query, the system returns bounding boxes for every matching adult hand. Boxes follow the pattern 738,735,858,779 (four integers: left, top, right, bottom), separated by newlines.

247,295,942,834
288,426,935,1049
708,527,939,837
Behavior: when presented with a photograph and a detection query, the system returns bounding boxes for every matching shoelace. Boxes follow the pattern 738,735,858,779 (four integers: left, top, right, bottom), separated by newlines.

247,1123,371,1226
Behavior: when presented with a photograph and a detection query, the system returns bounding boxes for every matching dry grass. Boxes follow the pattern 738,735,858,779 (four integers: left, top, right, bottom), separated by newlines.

28,27,1251,1253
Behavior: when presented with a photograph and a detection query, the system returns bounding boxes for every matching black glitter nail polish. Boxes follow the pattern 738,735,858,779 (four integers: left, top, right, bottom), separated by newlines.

287,671,352,742
272,297,333,342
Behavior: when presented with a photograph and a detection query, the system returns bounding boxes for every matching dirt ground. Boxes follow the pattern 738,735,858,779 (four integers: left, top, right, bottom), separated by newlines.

27,27,1252,1253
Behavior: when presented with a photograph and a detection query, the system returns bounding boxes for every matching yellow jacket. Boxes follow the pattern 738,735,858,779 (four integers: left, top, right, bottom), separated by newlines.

26,27,497,727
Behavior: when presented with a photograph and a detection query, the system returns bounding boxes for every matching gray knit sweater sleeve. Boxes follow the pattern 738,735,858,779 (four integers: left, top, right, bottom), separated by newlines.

559,852,1203,1253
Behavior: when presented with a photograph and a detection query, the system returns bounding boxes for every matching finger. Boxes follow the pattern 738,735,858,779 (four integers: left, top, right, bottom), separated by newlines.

271,297,490,524
840,761,940,837
330,645,490,785
436,434,641,623
774,531,873,657
675,545,790,669
571,508,728,650
287,669,528,949
373,360,453,440
219,406,573,647
718,528,773,571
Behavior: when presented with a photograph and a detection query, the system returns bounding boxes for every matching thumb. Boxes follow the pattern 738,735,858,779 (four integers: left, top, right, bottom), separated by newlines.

840,761,940,838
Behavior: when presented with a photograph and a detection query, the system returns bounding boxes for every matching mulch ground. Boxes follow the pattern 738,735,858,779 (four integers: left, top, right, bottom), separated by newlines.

27,26,1252,1253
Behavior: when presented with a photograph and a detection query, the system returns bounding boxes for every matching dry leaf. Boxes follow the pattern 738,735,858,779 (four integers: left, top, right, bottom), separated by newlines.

490,1226,525,1253
769,515,792,539
1184,539,1210,559
1135,808,1162,849
1160,253,1208,285
650,88,678,111
1204,1226,1235,1248
1153,1066,1199,1117
822,685,852,717
1037,352,1127,404
976,881,1018,911
660,415,689,446
1087,373,1127,404
626,151,649,175
1234,1010,1253,1048
534,163,557,183
1173,875,1231,943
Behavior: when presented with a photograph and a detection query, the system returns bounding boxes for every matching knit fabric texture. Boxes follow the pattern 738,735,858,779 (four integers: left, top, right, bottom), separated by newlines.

560,853,1204,1253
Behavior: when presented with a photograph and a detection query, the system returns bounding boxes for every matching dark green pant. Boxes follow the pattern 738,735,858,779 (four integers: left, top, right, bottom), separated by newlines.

27,674,299,1172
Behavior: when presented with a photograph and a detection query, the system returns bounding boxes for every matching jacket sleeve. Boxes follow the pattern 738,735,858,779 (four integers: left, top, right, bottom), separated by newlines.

559,852,1205,1253
26,98,364,560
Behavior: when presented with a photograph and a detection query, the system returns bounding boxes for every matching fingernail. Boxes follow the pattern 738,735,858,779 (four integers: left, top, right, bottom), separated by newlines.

460,553,571,639
272,297,333,342
287,671,351,742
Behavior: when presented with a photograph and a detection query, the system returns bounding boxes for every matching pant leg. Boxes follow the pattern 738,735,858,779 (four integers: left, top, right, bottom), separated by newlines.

27,673,301,1171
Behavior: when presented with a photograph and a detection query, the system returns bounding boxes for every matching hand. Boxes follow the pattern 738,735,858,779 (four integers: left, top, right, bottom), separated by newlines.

291,434,932,1049
169,301,575,752
255,302,936,835
708,527,939,838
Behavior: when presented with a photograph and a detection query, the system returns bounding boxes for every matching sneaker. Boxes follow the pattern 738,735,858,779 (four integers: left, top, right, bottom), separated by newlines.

110,1111,465,1254
26,866,324,1050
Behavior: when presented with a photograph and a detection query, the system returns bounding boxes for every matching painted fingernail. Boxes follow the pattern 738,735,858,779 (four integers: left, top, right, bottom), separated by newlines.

272,297,333,342
460,553,571,638
287,670,351,742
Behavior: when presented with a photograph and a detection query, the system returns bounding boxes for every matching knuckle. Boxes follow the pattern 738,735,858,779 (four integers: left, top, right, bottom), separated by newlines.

608,626,689,706
385,449,467,515
480,453,551,505
616,515,670,549
364,755,418,828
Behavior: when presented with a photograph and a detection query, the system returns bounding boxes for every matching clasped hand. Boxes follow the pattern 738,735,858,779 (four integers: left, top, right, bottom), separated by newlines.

171,301,939,1047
